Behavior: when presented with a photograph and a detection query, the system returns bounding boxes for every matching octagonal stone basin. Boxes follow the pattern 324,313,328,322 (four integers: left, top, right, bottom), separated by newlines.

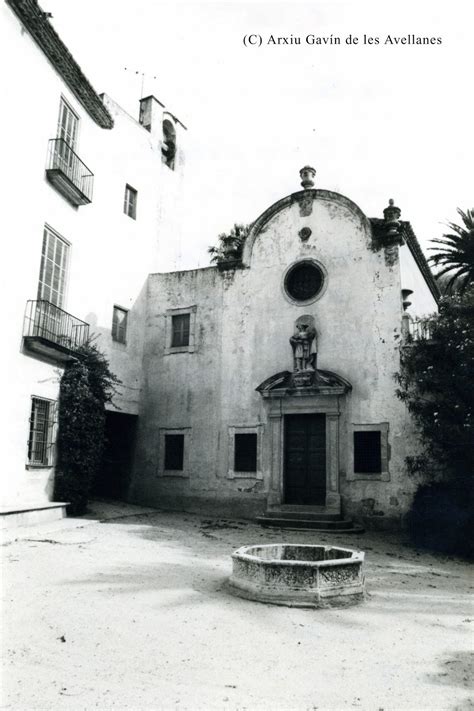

228,543,365,608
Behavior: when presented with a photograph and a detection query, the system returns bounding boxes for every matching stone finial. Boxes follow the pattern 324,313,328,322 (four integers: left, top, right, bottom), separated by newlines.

300,165,316,190
383,198,401,222
383,198,401,236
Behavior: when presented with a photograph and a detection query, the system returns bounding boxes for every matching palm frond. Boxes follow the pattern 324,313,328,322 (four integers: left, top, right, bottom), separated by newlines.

429,207,474,293
457,207,474,230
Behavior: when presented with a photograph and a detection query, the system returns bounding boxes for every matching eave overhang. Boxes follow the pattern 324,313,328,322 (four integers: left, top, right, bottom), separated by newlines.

6,0,114,129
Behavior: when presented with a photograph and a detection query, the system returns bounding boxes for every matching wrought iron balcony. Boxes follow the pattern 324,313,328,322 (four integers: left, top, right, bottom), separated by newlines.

23,300,89,362
45,138,94,206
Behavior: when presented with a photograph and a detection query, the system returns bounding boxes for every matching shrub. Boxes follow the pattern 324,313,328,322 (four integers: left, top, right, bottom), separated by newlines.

396,287,474,556
406,481,473,558
53,342,121,515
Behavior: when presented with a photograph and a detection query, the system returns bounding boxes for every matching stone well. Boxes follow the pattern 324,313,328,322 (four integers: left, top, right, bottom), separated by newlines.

227,543,365,608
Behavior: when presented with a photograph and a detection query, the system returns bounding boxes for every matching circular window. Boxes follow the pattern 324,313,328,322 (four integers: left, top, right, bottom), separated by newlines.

284,260,325,302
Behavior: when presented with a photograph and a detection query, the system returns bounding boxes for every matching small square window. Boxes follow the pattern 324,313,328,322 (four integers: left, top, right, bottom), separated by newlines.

123,184,137,219
234,433,257,472
165,306,196,355
354,431,382,474
28,397,55,466
164,434,184,470
171,313,190,348
112,306,128,344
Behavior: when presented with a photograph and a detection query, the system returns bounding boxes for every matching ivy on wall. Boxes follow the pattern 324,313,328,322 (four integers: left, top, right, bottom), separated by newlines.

53,343,121,516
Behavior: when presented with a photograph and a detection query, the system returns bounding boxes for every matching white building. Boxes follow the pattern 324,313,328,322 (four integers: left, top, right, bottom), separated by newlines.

2,0,186,517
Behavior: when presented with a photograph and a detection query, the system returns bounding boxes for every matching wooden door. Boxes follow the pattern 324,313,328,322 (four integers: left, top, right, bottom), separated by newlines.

284,414,326,505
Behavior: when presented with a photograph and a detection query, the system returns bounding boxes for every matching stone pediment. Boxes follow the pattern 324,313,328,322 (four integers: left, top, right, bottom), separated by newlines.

256,369,352,397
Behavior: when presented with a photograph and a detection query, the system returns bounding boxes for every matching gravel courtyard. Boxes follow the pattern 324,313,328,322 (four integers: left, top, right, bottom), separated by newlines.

1,502,473,711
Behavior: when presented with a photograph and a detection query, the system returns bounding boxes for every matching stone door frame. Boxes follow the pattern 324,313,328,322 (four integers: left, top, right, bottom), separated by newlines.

263,391,344,513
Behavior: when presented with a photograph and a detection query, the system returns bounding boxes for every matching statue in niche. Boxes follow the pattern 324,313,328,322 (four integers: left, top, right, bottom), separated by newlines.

290,318,317,372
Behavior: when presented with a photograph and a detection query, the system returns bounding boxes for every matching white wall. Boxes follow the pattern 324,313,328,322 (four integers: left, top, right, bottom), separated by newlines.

2,4,186,505
399,242,438,317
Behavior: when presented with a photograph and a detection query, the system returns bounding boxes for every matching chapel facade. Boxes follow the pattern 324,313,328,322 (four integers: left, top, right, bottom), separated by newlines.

129,166,439,530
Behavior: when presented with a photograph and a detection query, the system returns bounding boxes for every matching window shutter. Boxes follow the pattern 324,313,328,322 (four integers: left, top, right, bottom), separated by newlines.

38,227,69,308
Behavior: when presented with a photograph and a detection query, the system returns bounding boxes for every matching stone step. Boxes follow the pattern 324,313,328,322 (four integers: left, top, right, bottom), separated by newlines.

256,515,364,533
277,505,328,512
265,509,342,522
0,502,68,530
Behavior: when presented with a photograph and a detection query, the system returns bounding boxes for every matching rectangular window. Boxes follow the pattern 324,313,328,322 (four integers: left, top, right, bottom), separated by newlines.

234,433,258,472
123,184,137,219
112,306,128,344
171,313,190,348
37,226,69,308
164,434,184,471
57,98,79,149
354,431,382,474
27,397,55,466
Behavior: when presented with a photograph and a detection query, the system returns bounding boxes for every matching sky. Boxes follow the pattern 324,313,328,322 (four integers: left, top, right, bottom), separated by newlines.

43,0,471,268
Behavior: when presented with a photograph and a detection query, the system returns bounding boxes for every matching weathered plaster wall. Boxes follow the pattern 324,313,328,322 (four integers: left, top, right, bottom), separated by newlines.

131,191,420,526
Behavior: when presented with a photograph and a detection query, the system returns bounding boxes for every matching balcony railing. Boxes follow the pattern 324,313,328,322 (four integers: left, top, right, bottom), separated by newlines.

45,138,94,206
410,317,435,341
23,300,89,361
402,314,436,343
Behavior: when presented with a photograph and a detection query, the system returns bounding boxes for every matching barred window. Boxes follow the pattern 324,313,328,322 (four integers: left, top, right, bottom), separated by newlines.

112,306,128,344
28,397,55,466
285,261,324,302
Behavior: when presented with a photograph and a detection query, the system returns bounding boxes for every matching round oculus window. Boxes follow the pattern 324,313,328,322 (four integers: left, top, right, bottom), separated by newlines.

284,261,324,302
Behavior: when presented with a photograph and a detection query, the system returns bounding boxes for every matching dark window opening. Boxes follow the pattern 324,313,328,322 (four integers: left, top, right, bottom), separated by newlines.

234,433,258,472
164,434,184,470
354,431,382,473
112,306,128,344
162,119,176,169
171,313,190,348
285,261,324,302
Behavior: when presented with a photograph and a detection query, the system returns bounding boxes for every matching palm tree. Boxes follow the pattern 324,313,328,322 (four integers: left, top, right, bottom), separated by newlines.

429,208,474,294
